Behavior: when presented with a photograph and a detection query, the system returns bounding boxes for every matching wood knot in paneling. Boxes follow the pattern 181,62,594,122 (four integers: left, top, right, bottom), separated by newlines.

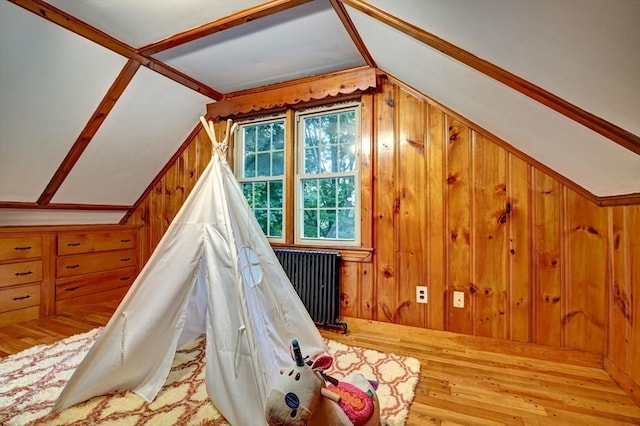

544,294,561,303
385,94,395,108
613,283,632,323
382,266,394,278
574,225,600,236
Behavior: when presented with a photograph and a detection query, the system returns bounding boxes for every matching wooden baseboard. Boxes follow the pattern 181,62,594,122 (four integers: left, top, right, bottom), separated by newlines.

343,317,603,368
604,357,640,407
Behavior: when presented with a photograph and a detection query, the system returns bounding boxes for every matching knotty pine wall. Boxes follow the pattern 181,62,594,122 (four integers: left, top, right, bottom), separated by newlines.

125,78,639,393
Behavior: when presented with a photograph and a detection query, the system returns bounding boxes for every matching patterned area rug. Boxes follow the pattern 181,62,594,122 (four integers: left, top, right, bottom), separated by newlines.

0,328,420,425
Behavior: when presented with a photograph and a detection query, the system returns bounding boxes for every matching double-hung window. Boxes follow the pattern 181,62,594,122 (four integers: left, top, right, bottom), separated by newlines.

235,102,361,247
296,104,360,245
236,117,285,240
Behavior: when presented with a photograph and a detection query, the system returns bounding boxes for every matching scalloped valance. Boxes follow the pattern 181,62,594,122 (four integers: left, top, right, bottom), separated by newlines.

206,66,376,119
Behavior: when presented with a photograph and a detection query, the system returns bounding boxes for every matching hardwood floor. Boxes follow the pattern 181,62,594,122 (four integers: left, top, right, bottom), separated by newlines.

1,303,639,425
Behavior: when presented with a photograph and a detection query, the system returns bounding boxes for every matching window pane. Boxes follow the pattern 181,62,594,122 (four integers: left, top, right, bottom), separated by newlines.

303,210,318,238
318,178,336,208
272,150,284,175
337,176,355,207
244,154,256,178
338,142,356,172
269,209,283,237
320,143,338,173
272,122,284,150
339,111,356,143
302,179,318,208
304,147,320,174
242,183,253,207
337,209,355,239
319,209,336,238
254,181,267,208
257,153,271,176
255,209,268,234
244,127,256,152
322,115,338,144
269,181,283,208
257,124,271,151
304,117,321,147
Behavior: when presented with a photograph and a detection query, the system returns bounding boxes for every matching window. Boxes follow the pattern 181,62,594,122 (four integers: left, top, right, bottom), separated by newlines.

296,105,360,245
236,117,285,240
235,103,361,246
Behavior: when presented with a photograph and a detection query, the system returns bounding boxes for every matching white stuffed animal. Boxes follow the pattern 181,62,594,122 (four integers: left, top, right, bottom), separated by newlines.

265,340,381,426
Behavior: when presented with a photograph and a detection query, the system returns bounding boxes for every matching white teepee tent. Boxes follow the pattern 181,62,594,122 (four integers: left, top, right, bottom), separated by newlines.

51,118,326,425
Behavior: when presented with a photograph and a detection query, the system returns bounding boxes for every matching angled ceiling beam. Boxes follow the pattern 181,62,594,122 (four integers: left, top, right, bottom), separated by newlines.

8,0,223,100
339,0,640,156
37,60,141,205
0,201,131,210
139,0,313,56
329,0,376,67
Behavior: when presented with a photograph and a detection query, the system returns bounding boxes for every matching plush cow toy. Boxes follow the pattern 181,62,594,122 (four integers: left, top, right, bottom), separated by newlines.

265,340,381,426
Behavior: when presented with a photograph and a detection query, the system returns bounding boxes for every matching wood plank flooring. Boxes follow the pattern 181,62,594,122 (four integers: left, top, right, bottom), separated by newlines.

1,302,639,425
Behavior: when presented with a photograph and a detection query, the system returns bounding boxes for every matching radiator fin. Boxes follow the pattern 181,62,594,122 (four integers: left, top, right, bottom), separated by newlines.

273,249,346,333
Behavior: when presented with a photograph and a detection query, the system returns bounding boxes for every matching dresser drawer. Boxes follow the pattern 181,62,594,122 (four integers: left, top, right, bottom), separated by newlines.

56,249,137,278
0,283,40,313
0,260,43,288
57,230,137,256
56,267,136,301
0,235,42,261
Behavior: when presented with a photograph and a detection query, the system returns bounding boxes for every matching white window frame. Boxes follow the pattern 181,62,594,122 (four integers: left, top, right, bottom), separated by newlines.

294,102,361,247
234,114,287,243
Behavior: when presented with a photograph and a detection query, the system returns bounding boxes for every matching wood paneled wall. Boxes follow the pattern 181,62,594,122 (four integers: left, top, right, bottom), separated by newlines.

125,78,639,397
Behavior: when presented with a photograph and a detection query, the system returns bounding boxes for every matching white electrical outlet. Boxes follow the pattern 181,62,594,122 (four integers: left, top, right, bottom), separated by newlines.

416,286,428,304
453,291,465,308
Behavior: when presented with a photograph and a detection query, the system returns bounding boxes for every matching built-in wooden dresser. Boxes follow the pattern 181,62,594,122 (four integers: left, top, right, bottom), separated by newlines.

0,234,44,326
55,228,138,312
0,225,141,326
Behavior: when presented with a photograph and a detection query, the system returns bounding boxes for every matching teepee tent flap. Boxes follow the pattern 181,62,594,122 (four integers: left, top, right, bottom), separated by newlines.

52,119,326,426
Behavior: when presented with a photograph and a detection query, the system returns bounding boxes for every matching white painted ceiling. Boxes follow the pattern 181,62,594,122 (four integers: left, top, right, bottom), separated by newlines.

0,0,638,225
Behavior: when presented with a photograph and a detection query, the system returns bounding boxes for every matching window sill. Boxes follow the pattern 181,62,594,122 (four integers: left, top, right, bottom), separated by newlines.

269,243,373,263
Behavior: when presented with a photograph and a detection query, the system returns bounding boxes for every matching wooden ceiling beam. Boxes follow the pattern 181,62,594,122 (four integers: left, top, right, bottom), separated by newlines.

139,0,313,56
37,60,140,205
0,201,131,210
8,0,223,100
339,0,640,156
329,0,376,68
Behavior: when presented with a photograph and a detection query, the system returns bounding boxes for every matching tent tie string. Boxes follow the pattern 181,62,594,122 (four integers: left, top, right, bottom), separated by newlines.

233,325,246,378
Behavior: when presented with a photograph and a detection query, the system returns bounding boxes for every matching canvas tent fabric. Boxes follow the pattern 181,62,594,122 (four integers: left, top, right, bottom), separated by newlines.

51,120,326,426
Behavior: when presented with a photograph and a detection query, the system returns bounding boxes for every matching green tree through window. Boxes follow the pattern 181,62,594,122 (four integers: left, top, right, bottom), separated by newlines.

237,118,285,239
298,106,359,244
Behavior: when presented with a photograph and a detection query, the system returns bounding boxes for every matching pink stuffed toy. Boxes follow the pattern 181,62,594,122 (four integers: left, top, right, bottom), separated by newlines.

265,340,381,426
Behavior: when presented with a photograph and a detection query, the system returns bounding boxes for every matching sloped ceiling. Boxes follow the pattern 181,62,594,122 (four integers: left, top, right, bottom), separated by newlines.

0,0,638,226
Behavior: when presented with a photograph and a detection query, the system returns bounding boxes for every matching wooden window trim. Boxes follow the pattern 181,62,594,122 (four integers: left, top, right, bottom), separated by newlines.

206,66,376,119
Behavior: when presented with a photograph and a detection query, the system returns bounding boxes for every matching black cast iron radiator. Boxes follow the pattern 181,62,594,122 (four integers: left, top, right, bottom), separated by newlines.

273,249,347,333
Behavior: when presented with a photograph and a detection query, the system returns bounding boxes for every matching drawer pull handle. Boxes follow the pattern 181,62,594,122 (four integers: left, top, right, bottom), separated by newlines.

67,242,81,247
120,239,131,243
119,276,131,281
65,286,80,292
66,264,80,269
120,257,131,262
14,246,33,251
13,295,31,301
14,271,33,276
